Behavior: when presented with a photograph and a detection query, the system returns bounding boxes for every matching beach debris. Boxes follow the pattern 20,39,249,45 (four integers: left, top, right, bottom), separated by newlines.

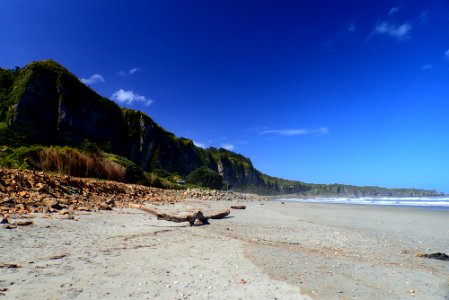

16,220,33,226
98,202,113,211
0,263,21,269
0,218,8,224
416,252,449,261
0,168,265,217
208,208,231,219
49,254,68,260
230,205,246,209
0,288,8,296
130,204,230,226
3,220,33,229
239,278,247,284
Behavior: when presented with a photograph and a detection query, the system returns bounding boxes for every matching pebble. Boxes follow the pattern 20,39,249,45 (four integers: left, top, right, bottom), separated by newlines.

0,168,266,217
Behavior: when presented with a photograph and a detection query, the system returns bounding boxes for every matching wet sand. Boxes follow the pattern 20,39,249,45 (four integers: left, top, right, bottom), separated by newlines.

1,200,448,299
223,202,449,299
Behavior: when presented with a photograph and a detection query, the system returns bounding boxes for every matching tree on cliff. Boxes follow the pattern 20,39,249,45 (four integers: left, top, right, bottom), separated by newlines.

186,166,223,190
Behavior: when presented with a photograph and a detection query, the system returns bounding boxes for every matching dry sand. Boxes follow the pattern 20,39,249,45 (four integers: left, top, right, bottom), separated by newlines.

1,199,448,299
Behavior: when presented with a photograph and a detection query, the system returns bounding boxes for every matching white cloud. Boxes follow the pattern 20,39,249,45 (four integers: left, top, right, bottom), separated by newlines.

389,7,399,15
260,127,329,136
111,89,153,106
221,144,235,151
347,22,356,33
193,141,206,149
445,49,449,60
80,74,105,85
422,64,433,71
118,67,142,77
129,67,140,74
373,21,412,40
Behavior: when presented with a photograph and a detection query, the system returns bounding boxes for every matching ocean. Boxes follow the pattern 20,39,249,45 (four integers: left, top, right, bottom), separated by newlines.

273,196,449,210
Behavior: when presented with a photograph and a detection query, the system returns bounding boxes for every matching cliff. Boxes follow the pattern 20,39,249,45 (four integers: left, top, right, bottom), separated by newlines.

0,60,259,190
0,60,442,196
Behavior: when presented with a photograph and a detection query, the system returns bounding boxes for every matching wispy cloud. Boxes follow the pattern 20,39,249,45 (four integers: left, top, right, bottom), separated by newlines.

111,89,152,106
80,74,105,85
129,67,140,74
389,7,400,15
323,20,357,53
422,64,433,71
445,49,449,61
347,21,356,33
372,21,412,40
260,127,329,136
221,144,235,151
118,67,142,77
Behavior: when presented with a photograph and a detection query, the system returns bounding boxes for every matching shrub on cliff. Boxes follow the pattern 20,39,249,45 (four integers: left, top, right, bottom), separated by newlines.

0,146,126,182
186,166,223,190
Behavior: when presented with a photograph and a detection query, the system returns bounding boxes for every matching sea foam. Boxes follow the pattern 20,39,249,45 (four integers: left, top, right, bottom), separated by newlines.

274,196,449,209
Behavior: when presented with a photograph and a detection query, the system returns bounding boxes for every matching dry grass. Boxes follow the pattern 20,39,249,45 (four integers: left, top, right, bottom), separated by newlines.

35,147,126,181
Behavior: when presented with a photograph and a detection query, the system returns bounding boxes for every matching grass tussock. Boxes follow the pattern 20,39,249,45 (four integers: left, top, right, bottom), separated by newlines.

34,147,126,182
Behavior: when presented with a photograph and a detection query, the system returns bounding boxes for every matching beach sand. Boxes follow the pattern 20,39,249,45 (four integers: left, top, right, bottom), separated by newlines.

1,200,448,299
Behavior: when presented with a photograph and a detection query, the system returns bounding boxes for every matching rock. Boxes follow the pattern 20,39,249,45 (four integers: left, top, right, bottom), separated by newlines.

98,203,113,211
106,198,116,207
230,205,246,209
49,254,68,260
16,221,33,226
0,263,20,268
417,252,449,261
0,198,14,205
43,198,58,207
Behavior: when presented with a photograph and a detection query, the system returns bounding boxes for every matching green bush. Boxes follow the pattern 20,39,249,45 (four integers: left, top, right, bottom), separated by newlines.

186,166,223,190
105,153,145,184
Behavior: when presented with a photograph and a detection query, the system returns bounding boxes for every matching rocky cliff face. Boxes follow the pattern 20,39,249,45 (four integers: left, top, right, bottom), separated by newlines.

1,60,259,190
8,61,125,151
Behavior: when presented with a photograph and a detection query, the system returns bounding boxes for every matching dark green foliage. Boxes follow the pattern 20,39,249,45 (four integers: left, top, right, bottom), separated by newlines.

104,153,145,184
152,168,172,178
186,166,223,190
80,140,103,156
0,69,15,122
0,145,42,169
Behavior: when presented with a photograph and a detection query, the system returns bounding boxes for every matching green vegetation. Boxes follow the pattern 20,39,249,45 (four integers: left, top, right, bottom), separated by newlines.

186,166,223,190
0,146,126,181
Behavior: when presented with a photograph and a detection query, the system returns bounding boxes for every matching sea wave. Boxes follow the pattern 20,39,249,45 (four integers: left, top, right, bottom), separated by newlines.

274,196,449,209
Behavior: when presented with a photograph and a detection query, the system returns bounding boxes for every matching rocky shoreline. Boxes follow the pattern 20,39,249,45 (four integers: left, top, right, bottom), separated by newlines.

0,168,266,218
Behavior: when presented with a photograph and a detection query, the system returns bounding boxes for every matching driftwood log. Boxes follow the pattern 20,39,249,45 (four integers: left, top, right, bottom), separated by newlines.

230,205,246,210
130,204,230,226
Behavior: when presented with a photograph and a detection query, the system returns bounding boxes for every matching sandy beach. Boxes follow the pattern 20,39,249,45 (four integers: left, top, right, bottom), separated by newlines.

1,200,448,299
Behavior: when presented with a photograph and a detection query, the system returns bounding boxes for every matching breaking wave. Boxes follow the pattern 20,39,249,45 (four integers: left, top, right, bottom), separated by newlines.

274,196,449,209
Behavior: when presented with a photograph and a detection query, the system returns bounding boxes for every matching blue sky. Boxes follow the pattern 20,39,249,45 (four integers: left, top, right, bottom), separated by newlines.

1,0,449,192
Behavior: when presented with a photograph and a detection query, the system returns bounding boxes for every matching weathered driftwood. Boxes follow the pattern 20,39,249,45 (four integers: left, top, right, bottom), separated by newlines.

417,252,449,261
130,204,230,226
230,205,246,210
207,208,230,219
